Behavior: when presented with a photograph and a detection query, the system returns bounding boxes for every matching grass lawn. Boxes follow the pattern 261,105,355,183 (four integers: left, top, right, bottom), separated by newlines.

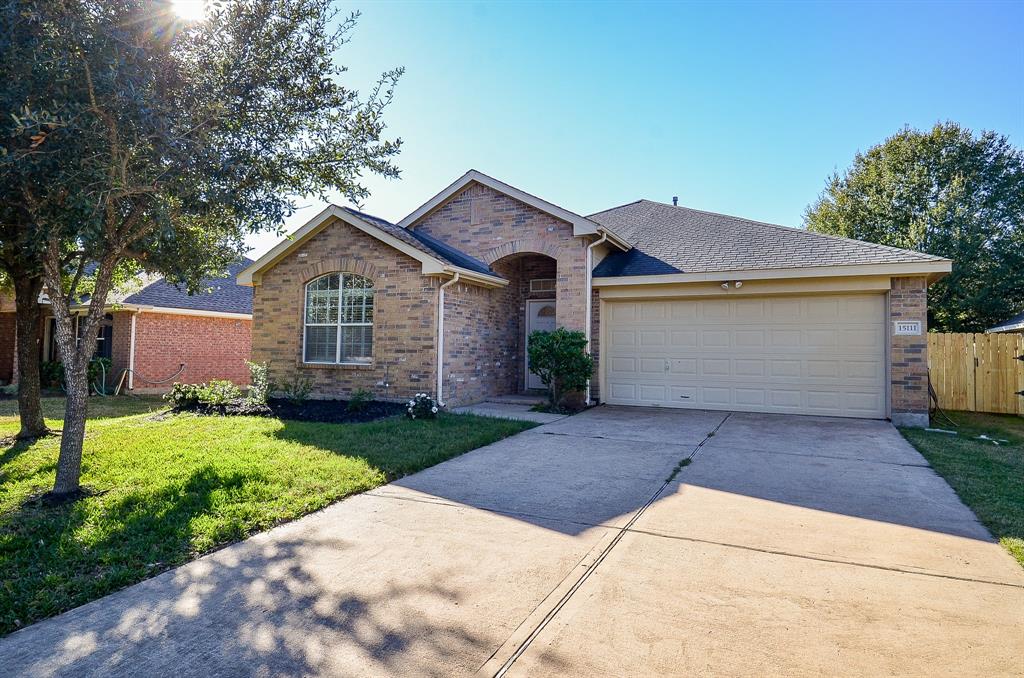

0,396,535,636
900,411,1024,568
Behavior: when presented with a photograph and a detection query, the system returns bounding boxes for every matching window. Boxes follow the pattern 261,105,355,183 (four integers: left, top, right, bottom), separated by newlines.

304,273,374,364
47,313,113,362
529,278,556,294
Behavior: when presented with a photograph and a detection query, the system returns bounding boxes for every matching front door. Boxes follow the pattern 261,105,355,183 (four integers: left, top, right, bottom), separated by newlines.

525,300,557,390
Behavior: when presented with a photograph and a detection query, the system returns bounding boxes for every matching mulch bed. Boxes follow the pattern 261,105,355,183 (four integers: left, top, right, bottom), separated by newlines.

184,398,406,424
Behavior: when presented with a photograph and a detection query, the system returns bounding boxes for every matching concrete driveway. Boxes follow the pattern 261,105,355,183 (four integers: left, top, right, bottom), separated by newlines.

2,407,1022,677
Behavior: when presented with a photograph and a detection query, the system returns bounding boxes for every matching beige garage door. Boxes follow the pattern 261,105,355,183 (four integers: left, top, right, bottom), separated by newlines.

603,294,886,418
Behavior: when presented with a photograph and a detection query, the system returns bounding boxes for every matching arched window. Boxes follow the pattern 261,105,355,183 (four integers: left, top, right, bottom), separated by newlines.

304,273,374,364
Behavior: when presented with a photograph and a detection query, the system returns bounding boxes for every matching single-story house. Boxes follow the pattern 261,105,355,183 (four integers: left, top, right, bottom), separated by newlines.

0,259,253,393
240,170,951,427
987,311,1024,334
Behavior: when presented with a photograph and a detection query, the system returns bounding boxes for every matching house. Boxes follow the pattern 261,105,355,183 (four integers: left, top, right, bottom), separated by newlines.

240,170,951,427
987,311,1024,334
0,259,253,393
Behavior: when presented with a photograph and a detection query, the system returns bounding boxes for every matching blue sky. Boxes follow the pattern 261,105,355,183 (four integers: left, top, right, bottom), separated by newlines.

245,0,1024,257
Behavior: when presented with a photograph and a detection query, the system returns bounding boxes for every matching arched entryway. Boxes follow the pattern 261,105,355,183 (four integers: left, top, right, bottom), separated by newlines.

490,251,558,393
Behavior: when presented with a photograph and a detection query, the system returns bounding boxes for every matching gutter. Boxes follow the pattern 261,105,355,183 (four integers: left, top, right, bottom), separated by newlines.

585,233,608,404
436,272,460,405
128,311,138,391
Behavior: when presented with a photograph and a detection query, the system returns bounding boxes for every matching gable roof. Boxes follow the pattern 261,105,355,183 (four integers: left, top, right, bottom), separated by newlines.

398,169,629,249
590,200,950,277
122,258,254,315
237,205,507,287
988,311,1024,333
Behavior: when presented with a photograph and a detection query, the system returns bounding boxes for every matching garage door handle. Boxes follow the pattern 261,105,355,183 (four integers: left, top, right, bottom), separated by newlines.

664,359,670,372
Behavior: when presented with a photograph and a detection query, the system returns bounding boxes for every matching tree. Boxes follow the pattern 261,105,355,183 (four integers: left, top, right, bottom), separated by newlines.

0,257,47,439
1,0,402,497
804,122,1024,332
527,328,594,410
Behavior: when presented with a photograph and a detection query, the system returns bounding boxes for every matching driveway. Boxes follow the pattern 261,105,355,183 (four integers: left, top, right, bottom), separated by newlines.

2,407,1022,677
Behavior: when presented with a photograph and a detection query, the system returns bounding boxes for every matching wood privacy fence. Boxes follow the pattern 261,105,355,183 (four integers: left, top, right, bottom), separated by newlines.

928,333,1024,415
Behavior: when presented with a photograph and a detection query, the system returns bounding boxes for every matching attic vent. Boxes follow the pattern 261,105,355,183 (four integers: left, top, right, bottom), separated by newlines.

672,196,678,207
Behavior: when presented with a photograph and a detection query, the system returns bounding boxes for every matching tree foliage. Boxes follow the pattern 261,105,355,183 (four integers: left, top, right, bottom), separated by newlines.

804,122,1024,332
0,0,402,494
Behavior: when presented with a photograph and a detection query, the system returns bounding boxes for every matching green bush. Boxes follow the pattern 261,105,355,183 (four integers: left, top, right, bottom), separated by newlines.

245,361,270,406
39,361,64,390
198,380,242,407
346,388,374,413
526,328,594,410
281,373,313,405
405,393,438,420
164,383,202,409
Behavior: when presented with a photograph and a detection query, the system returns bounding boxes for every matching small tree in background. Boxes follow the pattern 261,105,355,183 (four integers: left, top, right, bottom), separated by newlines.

804,122,1024,332
1,0,402,497
527,328,594,411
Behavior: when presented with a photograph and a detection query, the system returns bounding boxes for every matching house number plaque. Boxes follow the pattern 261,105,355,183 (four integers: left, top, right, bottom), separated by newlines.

893,320,922,336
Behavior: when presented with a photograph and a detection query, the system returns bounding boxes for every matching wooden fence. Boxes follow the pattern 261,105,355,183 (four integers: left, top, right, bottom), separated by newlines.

928,333,1024,415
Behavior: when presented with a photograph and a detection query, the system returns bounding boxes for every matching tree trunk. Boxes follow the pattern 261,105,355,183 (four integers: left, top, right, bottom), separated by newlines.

52,359,89,495
12,276,47,439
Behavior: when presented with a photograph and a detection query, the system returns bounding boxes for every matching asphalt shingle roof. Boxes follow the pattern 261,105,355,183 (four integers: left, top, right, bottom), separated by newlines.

344,207,494,276
988,311,1024,333
123,258,254,314
589,200,946,277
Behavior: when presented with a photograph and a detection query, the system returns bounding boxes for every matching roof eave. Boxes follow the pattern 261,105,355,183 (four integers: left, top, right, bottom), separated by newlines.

593,259,953,287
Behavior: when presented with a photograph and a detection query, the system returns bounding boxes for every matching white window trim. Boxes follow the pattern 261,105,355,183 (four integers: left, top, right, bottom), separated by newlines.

302,273,375,366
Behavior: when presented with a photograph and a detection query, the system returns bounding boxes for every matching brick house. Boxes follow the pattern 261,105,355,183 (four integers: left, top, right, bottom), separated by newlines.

0,259,253,393
241,171,951,427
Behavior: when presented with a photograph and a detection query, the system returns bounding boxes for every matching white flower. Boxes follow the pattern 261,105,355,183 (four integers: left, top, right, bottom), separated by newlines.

431,406,438,413
410,414,416,419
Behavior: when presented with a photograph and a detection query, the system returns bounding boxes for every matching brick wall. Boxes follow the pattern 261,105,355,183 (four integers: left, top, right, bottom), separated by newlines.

410,182,589,332
442,281,519,405
109,311,133,385
131,312,251,393
889,276,929,427
0,312,14,384
252,217,437,402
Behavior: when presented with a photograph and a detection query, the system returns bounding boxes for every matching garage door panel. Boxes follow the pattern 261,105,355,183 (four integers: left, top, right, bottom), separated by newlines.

604,294,886,418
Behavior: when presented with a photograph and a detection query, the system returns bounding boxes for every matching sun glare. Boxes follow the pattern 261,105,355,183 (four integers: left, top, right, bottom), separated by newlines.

171,0,206,21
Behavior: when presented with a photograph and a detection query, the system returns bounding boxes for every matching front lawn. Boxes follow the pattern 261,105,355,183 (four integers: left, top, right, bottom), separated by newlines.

0,396,534,636
900,412,1024,568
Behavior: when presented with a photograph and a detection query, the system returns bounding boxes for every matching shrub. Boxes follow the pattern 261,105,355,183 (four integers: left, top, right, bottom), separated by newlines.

198,380,242,408
164,383,203,410
526,328,594,410
39,361,64,390
405,393,438,420
281,373,313,405
88,357,113,391
246,361,270,407
346,388,374,413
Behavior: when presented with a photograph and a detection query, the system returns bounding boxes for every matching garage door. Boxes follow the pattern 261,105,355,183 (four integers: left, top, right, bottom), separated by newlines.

603,294,886,418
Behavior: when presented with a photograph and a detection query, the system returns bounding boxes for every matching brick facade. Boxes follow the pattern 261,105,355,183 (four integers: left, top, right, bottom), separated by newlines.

130,312,252,393
889,276,929,427
0,312,14,384
252,217,438,402
410,182,589,332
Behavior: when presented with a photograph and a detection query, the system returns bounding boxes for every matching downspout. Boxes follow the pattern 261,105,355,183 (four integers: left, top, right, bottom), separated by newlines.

436,272,460,406
127,311,138,391
585,232,608,404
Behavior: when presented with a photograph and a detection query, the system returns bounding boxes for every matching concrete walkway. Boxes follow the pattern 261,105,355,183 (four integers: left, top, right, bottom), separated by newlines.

2,407,1022,677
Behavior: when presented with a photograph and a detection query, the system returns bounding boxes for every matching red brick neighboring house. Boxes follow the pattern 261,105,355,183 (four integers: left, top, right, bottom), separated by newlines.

241,170,952,427
0,259,252,393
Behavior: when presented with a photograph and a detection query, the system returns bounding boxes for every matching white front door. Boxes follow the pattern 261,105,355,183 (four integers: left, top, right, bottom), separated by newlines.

526,300,557,390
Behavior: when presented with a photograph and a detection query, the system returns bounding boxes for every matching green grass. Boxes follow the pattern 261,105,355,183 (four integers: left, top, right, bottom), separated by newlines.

0,396,534,636
900,411,1024,568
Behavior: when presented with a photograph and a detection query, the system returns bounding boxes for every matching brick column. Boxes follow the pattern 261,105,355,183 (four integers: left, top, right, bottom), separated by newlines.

889,277,929,427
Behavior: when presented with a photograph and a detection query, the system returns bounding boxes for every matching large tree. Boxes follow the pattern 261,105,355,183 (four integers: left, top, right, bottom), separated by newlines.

1,0,402,497
804,122,1024,332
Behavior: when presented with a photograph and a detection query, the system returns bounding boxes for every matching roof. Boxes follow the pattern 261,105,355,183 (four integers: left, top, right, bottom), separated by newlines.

123,258,254,314
590,200,949,277
343,208,493,275
988,311,1024,333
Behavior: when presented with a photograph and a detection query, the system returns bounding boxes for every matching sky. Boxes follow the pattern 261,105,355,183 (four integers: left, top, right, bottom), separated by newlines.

245,0,1024,258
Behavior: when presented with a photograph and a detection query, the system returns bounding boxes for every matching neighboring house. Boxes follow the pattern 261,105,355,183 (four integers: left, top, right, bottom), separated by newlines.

0,259,253,392
240,170,951,427
987,311,1024,334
